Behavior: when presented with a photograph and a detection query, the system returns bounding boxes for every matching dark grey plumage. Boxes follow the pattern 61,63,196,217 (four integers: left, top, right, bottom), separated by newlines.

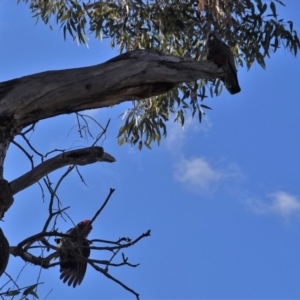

56,220,92,287
206,32,241,95
0,228,9,277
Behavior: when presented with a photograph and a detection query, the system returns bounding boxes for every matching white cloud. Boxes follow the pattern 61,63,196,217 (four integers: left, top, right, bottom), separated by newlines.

174,157,222,188
166,116,241,195
247,191,300,218
173,157,240,193
165,115,212,151
270,192,300,216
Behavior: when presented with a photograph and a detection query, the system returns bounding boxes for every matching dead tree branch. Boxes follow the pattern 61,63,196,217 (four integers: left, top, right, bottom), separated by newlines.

9,147,115,195
90,188,115,226
90,262,140,300
0,49,223,129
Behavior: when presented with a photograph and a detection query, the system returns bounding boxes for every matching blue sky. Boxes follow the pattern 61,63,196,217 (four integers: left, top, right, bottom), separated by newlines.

1,0,300,299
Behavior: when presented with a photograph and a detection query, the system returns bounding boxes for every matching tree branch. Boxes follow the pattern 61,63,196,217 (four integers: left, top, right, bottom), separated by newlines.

89,230,151,251
90,262,140,300
9,147,116,195
0,49,223,128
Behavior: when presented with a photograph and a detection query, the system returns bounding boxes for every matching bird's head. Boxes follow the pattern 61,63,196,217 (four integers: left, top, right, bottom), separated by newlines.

207,31,222,43
77,219,93,236
208,32,215,41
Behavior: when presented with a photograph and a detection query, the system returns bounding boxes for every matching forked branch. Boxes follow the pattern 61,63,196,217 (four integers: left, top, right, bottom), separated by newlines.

9,147,115,195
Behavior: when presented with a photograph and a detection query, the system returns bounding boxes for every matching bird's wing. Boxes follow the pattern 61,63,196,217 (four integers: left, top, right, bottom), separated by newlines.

59,241,90,287
60,262,88,288
222,43,241,94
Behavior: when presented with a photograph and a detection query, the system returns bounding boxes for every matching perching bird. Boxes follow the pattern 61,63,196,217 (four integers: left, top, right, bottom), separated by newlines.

56,219,92,287
0,228,9,277
206,32,241,95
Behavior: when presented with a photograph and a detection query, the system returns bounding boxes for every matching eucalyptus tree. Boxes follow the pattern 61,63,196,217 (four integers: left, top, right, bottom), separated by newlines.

0,0,299,298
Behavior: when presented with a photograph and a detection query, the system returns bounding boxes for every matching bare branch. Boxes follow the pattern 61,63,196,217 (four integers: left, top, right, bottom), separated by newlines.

89,230,151,251
9,147,116,195
19,131,44,157
42,207,70,234
90,188,115,226
11,141,34,169
9,246,58,269
90,262,140,300
75,166,89,187
0,49,223,128
85,256,140,268
94,119,110,146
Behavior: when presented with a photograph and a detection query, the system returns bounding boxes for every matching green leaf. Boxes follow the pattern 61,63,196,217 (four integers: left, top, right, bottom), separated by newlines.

255,0,263,9
118,137,125,146
288,21,293,32
198,110,202,123
117,125,128,138
5,290,20,296
138,140,143,150
259,3,267,15
270,2,277,18
66,23,74,38
23,284,39,298
256,51,266,69
144,141,152,149
200,104,212,110
274,0,285,6
63,25,67,40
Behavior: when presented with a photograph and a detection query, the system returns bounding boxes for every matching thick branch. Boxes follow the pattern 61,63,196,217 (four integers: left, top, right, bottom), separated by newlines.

9,246,58,268
0,49,223,128
9,146,115,195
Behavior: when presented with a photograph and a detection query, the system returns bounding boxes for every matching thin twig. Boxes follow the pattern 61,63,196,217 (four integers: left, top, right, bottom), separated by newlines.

19,132,43,157
92,118,110,147
21,123,36,136
75,165,88,187
11,140,34,169
90,188,115,226
89,230,151,251
1,272,20,291
90,262,140,300
43,288,53,300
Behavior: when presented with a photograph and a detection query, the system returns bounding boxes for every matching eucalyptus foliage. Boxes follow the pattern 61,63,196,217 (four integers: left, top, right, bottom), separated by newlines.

19,0,300,149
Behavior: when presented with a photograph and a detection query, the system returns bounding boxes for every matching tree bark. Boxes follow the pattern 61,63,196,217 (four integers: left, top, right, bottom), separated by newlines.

0,49,222,129
0,49,222,220
10,147,116,195
0,49,222,267
0,147,115,219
